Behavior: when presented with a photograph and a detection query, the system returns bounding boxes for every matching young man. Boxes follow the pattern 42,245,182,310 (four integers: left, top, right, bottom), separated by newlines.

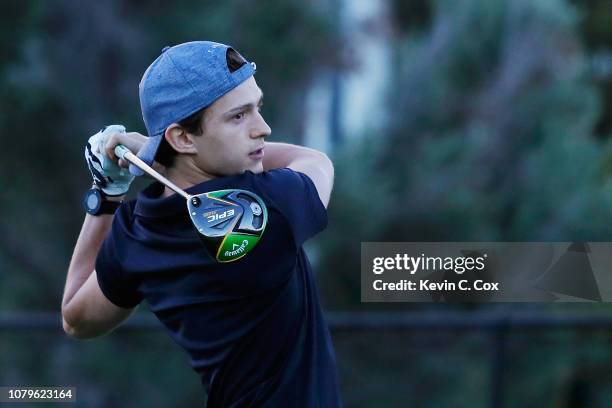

61,41,342,407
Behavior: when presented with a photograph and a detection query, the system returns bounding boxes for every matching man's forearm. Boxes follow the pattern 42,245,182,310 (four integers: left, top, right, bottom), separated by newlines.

62,209,118,310
262,142,324,171
67,126,138,307
262,141,334,207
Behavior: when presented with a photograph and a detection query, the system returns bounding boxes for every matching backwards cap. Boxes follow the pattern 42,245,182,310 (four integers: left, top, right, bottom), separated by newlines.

132,41,256,176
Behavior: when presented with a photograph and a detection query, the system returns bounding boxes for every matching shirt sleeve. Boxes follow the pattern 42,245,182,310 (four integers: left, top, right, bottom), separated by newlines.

256,168,328,247
95,213,143,309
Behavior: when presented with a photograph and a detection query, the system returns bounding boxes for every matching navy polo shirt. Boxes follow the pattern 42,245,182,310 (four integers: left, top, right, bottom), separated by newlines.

95,168,342,407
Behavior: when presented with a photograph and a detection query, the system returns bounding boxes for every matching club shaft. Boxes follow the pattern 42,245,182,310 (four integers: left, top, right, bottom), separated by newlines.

115,145,191,200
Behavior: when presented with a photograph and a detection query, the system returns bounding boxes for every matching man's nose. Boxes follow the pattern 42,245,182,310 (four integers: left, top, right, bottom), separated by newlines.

250,111,271,139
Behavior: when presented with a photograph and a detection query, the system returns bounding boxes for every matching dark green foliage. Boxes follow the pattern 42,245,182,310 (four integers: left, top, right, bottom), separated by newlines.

315,1,612,403
4,0,612,406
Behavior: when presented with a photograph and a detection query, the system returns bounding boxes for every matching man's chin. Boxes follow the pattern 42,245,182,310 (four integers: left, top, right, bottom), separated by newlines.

247,163,264,174
219,163,263,176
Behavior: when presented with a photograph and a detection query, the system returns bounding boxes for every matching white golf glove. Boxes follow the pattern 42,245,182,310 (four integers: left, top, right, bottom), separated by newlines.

84,125,135,196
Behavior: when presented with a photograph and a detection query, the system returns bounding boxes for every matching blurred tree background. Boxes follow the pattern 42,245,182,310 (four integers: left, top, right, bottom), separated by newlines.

2,0,612,406
319,0,612,307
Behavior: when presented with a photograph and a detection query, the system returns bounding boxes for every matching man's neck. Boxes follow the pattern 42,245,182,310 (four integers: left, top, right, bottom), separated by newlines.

161,159,216,198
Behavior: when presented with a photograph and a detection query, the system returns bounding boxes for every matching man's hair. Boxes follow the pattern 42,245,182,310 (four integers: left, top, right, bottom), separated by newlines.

155,106,207,168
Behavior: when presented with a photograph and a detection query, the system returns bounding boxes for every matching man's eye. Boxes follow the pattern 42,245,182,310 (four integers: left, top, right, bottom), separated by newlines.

233,112,244,121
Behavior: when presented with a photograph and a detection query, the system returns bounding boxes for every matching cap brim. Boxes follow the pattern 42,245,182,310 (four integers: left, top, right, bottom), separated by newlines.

129,134,164,176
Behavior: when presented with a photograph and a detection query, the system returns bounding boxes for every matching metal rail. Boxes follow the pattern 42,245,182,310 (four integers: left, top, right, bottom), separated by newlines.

4,310,612,332
3,310,612,408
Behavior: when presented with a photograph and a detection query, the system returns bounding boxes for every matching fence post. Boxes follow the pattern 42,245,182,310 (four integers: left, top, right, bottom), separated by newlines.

490,321,508,408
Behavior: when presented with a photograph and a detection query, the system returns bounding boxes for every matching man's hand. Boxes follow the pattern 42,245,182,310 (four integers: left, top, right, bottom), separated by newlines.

84,125,146,196
102,128,148,168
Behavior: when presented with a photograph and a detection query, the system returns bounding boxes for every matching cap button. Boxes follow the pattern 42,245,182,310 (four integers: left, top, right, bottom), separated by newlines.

161,46,171,53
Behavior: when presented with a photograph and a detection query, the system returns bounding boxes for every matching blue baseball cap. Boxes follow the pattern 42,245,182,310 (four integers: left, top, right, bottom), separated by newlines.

131,41,256,176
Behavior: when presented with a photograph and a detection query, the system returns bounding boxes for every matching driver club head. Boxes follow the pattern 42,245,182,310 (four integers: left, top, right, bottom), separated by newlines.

187,189,268,262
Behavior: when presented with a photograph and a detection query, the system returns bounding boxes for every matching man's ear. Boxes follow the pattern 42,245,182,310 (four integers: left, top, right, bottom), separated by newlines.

164,124,198,154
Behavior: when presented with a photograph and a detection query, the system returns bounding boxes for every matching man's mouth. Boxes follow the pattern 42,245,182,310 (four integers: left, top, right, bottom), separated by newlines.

249,147,265,160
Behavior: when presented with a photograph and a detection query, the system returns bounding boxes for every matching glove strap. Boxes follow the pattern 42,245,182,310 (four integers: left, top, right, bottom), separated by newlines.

98,199,122,215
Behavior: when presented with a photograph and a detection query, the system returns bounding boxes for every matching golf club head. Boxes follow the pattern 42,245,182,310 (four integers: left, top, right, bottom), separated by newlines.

187,189,268,262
